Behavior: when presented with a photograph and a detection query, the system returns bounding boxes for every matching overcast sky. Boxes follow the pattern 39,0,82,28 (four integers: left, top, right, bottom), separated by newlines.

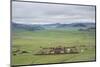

12,1,95,24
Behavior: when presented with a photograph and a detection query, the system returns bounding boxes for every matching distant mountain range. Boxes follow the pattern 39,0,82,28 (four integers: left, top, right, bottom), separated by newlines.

12,22,45,31
12,22,95,31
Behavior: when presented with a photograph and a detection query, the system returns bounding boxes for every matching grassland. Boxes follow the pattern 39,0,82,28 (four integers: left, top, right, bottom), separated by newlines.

12,29,96,65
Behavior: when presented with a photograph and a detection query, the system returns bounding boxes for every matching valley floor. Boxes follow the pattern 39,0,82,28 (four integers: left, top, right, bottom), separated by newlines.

12,29,96,65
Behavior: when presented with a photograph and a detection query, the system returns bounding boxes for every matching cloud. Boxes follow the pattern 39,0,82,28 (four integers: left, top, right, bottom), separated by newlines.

12,1,95,24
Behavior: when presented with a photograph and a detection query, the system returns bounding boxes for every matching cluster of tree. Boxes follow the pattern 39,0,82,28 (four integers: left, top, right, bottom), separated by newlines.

79,27,95,31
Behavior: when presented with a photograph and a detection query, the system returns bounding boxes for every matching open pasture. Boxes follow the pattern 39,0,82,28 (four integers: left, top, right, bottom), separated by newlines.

12,29,96,65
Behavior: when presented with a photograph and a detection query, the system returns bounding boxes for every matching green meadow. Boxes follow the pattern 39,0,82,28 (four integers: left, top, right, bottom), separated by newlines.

12,29,96,65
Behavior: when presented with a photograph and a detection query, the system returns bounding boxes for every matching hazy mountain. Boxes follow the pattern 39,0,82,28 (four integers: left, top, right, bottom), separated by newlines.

12,22,95,31
12,22,45,31
42,22,95,28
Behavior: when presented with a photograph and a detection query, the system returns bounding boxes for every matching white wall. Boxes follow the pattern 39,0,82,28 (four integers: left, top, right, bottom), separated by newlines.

0,0,100,67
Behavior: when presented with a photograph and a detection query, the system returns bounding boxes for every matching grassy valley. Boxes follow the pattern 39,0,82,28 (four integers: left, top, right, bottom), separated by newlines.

12,22,96,65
